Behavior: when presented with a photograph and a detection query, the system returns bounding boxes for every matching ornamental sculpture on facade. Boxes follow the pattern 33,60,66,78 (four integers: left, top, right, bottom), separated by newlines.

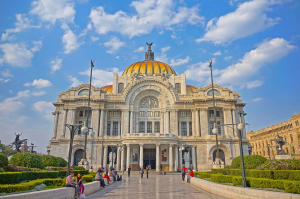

271,134,288,155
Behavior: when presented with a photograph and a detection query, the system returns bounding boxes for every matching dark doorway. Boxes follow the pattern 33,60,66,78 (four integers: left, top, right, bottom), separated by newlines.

213,149,225,164
74,149,83,166
143,149,156,169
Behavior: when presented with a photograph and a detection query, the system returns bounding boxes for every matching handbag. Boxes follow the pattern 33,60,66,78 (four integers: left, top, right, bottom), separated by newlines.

79,194,85,199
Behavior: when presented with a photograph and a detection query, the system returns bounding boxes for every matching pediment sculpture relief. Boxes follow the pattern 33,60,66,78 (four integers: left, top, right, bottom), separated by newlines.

140,97,159,108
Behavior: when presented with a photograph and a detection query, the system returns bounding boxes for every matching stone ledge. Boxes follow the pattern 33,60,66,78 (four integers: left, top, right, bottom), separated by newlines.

187,177,300,199
1,180,116,199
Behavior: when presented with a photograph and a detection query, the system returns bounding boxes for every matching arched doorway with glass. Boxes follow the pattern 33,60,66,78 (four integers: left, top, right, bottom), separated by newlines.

73,149,83,166
213,149,225,165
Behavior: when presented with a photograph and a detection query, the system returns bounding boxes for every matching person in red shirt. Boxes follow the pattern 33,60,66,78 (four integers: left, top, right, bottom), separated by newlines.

189,170,194,178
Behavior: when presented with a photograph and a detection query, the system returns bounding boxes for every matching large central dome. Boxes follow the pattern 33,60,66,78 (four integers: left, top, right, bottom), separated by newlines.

122,42,177,76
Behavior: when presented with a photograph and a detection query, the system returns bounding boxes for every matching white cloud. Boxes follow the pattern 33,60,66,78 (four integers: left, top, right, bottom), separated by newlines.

0,78,11,83
115,56,119,59
89,0,204,38
79,23,92,37
1,14,41,41
161,46,171,53
171,34,177,39
224,56,232,60
185,38,295,89
9,90,13,93
30,0,76,24
170,56,190,66
25,79,52,88
252,97,262,102
229,0,239,6
50,58,62,73
246,80,264,89
1,70,13,78
15,116,30,124
213,51,221,56
61,23,84,54
34,101,54,120
196,0,287,44
68,76,82,87
91,36,99,42
0,41,42,67
32,91,46,96
134,46,145,52
79,68,122,87
0,90,30,114
104,37,124,54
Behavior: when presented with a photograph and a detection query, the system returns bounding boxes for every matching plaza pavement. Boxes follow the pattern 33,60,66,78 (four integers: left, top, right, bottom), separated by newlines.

86,173,225,199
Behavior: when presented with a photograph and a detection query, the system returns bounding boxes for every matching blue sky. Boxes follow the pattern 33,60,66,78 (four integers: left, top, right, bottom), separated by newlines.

0,0,299,153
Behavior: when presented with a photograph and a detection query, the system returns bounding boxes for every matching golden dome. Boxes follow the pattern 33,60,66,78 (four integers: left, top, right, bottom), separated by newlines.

101,85,112,93
122,42,177,76
186,85,198,94
122,61,177,76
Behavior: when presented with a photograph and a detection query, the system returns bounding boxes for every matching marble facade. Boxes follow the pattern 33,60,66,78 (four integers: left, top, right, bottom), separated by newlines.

47,44,249,171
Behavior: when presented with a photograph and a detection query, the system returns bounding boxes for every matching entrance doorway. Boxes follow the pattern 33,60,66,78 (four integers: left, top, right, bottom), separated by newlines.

74,149,83,166
143,149,156,169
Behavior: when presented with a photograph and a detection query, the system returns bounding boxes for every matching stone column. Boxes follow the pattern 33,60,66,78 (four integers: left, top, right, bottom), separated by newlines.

223,108,234,137
135,112,139,133
166,111,170,134
130,111,134,134
156,144,160,172
123,110,129,135
72,109,76,124
91,108,100,137
99,145,103,168
52,111,59,139
192,146,196,170
170,110,178,135
195,109,200,137
160,112,164,134
121,145,125,171
200,108,208,136
103,146,108,170
126,144,130,171
169,144,173,171
99,110,105,137
139,144,143,168
116,148,121,171
179,148,183,169
175,146,178,171
232,109,237,137
61,109,67,138
192,110,195,137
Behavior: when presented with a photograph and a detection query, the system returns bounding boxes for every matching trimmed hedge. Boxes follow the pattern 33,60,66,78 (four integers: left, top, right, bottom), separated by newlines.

0,153,8,168
56,157,68,167
0,178,65,193
9,153,43,169
211,174,233,183
194,172,211,179
231,155,267,169
82,175,94,182
41,155,59,167
284,181,300,194
0,170,86,184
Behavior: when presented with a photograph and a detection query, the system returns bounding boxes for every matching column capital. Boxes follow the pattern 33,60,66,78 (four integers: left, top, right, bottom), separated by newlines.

126,144,130,147
170,143,174,147
103,145,108,148
222,107,233,111
199,108,208,111
91,107,100,110
139,143,144,146
156,143,160,146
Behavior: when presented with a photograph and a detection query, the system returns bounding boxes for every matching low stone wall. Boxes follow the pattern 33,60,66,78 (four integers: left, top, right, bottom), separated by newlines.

1,180,114,199
187,177,300,199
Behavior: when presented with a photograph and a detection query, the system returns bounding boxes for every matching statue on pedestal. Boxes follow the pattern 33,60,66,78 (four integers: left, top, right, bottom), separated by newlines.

12,133,27,153
271,134,288,155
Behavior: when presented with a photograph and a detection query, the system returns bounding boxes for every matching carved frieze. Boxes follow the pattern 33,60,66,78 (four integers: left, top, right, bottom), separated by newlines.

139,96,159,108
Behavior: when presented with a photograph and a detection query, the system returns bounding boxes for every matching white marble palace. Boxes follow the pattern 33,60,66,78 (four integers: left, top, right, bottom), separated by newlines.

47,43,250,171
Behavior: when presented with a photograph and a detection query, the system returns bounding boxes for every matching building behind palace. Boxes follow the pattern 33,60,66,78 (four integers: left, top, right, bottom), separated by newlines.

47,43,250,171
247,112,300,159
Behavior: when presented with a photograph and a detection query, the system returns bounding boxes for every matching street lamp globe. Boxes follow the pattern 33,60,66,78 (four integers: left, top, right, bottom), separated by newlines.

212,128,219,135
81,126,88,134
90,130,95,136
119,146,123,151
237,123,245,131
181,146,185,151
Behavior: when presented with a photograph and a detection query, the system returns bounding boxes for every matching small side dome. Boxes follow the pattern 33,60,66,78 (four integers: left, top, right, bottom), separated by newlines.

101,85,112,93
186,85,198,94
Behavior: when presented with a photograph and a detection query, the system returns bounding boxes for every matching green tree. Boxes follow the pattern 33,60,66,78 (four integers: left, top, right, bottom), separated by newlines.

231,155,267,169
9,152,43,168
0,143,17,157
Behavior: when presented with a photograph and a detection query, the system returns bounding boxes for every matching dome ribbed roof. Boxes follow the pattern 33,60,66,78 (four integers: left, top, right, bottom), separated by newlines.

122,61,176,76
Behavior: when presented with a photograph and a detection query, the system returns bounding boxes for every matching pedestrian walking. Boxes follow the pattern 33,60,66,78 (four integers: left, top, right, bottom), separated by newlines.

128,166,131,178
122,166,125,175
160,164,162,171
181,167,186,181
146,166,149,178
141,167,144,178
139,166,141,174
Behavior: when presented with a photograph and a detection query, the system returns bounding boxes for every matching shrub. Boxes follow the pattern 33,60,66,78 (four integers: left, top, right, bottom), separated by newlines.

248,170,273,179
211,174,233,183
71,166,86,171
41,155,59,167
194,172,211,179
0,172,22,184
36,171,58,179
249,178,284,190
231,155,267,169
0,154,8,168
58,170,67,177
259,159,300,170
9,153,43,169
0,168,4,173
82,175,93,182
56,157,67,167
284,180,300,194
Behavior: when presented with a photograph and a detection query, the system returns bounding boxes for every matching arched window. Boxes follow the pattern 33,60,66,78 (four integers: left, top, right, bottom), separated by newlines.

73,149,83,166
78,89,91,96
175,83,181,94
207,89,221,96
118,83,124,93
213,149,225,164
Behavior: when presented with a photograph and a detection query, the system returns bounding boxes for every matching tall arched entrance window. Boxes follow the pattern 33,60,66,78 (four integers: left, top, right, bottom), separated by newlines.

213,149,225,164
74,149,83,166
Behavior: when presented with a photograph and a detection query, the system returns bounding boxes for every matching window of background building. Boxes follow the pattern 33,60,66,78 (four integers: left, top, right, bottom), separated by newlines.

79,111,83,117
209,110,214,117
154,111,160,117
216,111,220,117
147,122,152,133
175,83,181,94
217,121,221,133
155,122,160,133
139,122,145,133
139,111,145,117
118,83,124,93
189,122,192,136
293,147,295,154
112,121,118,136
286,148,289,154
291,134,293,142
147,111,153,117
107,121,111,136
207,89,221,96
181,122,187,136
78,121,82,134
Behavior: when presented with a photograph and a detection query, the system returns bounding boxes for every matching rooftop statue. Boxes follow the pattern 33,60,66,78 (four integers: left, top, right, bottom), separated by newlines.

12,132,28,153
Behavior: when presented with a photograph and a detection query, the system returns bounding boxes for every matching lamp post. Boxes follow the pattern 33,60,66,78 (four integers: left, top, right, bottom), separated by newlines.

81,60,95,166
65,124,82,176
237,114,247,187
208,60,220,160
